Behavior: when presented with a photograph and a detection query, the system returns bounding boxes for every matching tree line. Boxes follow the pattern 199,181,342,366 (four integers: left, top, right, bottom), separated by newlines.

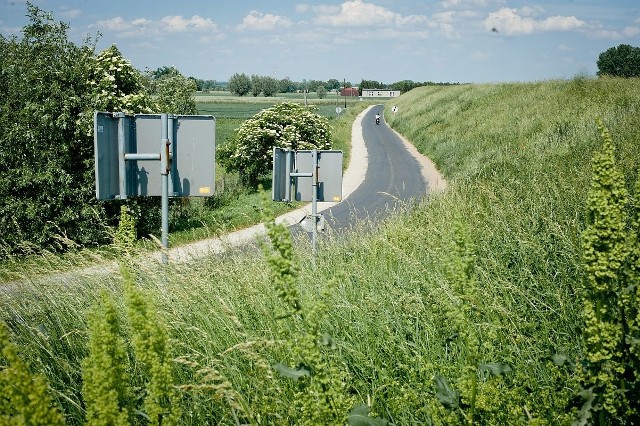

226,73,460,98
214,45,640,97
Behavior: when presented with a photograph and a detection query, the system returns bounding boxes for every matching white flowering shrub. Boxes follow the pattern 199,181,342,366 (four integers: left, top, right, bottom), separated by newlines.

76,45,155,137
219,102,332,186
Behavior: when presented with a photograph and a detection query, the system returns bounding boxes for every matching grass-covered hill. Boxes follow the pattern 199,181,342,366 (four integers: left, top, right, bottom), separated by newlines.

1,77,639,424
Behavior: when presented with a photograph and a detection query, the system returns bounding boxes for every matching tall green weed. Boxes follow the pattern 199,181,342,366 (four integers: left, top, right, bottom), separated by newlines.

576,120,640,423
0,320,66,425
82,293,131,426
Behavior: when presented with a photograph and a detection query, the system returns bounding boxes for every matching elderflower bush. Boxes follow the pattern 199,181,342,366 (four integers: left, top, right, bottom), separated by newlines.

219,102,332,186
77,45,155,137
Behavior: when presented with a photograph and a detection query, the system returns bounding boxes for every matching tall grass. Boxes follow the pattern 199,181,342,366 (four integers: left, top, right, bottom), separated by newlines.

2,77,640,424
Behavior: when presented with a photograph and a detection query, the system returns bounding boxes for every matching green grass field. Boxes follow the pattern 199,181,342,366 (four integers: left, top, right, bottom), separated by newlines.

196,92,371,148
2,77,639,424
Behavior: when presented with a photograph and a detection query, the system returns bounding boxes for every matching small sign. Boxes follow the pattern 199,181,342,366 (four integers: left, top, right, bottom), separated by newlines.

336,107,342,115
392,105,398,113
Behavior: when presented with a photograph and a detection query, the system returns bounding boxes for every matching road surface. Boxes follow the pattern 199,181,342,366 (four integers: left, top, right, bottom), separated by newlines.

306,105,428,234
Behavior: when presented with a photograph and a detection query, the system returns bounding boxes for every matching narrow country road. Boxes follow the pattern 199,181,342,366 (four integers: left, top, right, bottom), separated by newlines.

317,105,427,232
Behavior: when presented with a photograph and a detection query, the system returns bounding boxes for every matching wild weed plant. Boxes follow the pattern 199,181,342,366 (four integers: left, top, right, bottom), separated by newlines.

82,292,132,426
574,120,640,424
0,320,66,425
258,201,357,425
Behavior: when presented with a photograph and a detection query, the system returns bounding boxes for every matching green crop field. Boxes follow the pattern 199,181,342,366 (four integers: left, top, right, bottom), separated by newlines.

196,92,375,148
2,77,640,424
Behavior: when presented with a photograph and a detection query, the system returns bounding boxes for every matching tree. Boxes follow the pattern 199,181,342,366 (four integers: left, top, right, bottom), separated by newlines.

597,44,640,78
279,77,297,93
251,74,262,97
317,86,327,99
359,79,386,90
0,6,156,256
326,79,341,91
145,66,197,114
148,65,180,80
229,72,251,96
219,103,332,187
262,76,279,97
0,5,106,254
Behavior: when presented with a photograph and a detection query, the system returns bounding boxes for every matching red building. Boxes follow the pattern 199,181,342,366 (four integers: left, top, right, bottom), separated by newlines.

339,87,359,97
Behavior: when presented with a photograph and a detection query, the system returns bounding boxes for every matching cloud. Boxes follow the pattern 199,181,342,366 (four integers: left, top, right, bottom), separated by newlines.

295,4,311,13
313,0,427,28
161,15,218,33
91,15,220,38
471,50,490,60
484,7,585,36
441,0,500,9
0,18,21,35
589,27,639,40
61,9,82,19
237,10,293,31
624,26,640,37
430,9,479,38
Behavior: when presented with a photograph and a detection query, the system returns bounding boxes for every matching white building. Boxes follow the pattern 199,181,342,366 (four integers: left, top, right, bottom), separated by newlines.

361,89,401,98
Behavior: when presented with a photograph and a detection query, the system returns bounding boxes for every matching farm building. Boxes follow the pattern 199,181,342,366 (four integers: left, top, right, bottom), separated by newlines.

361,89,401,98
340,87,360,97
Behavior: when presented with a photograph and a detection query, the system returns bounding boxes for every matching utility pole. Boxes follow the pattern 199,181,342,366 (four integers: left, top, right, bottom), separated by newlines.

343,78,347,109
304,79,308,107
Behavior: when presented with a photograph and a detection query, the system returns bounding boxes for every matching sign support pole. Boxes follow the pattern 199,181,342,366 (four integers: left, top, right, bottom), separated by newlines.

311,149,318,255
115,112,127,200
160,113,170,264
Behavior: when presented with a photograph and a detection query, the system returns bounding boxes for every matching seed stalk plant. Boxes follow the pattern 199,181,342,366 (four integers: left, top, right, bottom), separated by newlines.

0,320,66,425
576,119,640,423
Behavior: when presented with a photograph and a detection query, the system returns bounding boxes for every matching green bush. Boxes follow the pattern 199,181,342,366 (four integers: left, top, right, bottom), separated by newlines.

0,6,159,256
0,5,106,254
145,66,197,115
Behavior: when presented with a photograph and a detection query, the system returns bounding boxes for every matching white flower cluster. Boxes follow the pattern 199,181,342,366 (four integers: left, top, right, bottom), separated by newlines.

220,102,332,183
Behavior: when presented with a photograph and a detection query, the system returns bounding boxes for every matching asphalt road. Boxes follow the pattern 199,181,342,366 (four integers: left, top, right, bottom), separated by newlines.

314,105,427,233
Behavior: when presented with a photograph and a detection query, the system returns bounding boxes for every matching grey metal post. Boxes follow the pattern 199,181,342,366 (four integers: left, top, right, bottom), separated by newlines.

161,113,170,264
285,149,293,202
168,115,176,196
311,149,318,255
115,112,127,199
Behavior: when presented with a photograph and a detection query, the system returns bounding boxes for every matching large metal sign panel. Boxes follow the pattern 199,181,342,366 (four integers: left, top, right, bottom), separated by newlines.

295,150,343,202
272,147,289,202
94,112,136,199
135,114,216,197
94,112,215,199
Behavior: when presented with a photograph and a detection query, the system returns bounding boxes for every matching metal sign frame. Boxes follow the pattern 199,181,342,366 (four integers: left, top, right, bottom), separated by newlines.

272,147,343,254
94,111,216,263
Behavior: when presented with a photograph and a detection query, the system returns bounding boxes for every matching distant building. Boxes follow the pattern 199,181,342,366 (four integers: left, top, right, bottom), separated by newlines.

340,87,360,97
361,89,401,98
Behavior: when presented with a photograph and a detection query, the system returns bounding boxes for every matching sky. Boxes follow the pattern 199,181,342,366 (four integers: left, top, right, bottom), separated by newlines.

1,0,639,84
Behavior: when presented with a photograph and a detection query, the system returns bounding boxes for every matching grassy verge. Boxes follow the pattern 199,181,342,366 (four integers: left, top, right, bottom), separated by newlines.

4,78,638,423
